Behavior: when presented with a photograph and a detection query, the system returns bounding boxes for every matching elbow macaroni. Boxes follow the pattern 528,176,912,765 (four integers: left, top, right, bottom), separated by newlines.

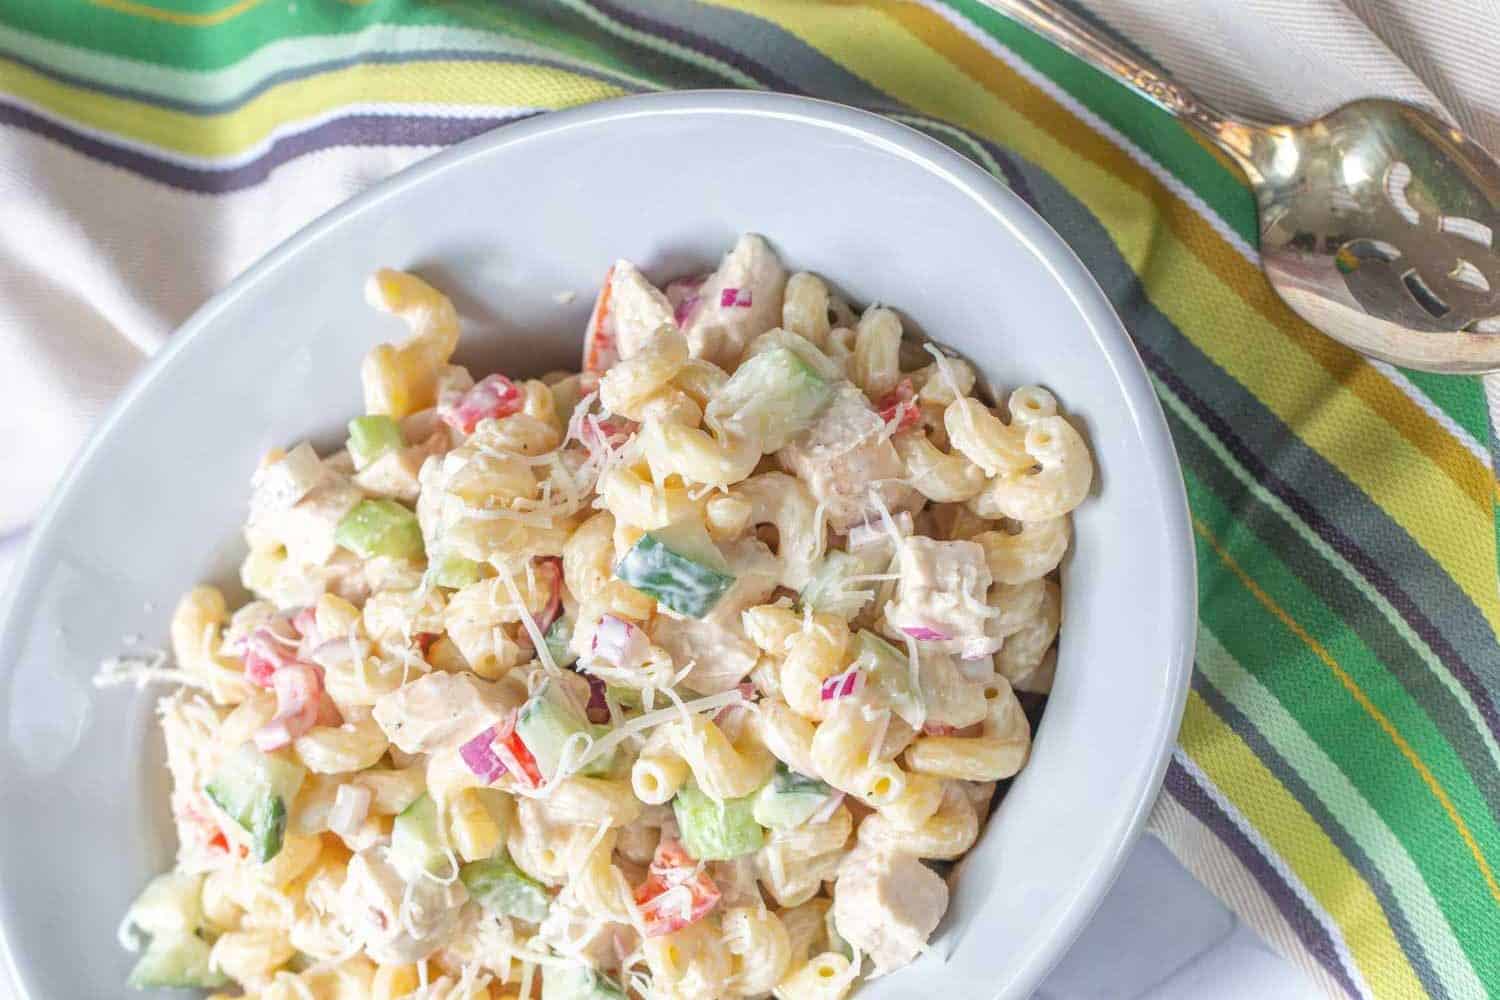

121,242,1091,1000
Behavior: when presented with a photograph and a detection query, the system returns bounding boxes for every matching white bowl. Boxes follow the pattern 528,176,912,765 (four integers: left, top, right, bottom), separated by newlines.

0,92,1194,999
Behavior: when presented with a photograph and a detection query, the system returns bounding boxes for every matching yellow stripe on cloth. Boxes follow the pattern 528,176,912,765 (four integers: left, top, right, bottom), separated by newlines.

1194,515,1500,906
717,0,1500,635
90,0,263,27
0,55,626,160
1182,690,1428,999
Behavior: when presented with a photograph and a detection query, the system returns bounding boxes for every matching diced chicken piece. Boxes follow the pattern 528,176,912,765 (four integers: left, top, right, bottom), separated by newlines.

884,537,995,647
583,260,677,373
371,671,516,754
832,847,948,974
777,382,918,531
246,475,363,568
249,443,325,519
339,847,463,965
656,539,779,694
680,234,788,369
354,429,450,503
537,882,638,968
918,650,990,730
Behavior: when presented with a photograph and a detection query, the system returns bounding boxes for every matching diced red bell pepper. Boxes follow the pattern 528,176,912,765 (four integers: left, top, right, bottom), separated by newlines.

440,374,524,435
493,712,544,790
414,631,440,656
583,264,620,375
876,378,921,433
633,839,721,937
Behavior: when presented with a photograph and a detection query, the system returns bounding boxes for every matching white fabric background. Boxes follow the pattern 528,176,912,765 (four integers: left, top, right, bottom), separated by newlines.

0,5,1496,998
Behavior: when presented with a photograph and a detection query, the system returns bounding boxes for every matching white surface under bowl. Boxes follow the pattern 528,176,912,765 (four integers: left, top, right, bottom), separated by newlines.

0,91,1195,999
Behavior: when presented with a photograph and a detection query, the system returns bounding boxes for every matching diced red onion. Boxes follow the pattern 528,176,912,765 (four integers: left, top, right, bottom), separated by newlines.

439,374,524,435
719,287,752,308
582,674,610,725
820,669,862,701
901,625,951,642
809,790,847,825
459,726,508,784
673,294,701,327
667,275,707,328
254,662,323,751
592,614,647,669
329,783,372,838
242,626,296,687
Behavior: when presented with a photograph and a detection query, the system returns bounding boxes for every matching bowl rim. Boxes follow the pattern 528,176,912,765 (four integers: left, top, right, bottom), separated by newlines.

0,90,1196,998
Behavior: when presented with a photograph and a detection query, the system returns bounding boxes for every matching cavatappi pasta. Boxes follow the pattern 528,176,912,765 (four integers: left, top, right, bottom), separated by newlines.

104,234,1092,998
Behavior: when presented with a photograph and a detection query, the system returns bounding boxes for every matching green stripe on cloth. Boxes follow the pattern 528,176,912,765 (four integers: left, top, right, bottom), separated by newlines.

0,2,1496,996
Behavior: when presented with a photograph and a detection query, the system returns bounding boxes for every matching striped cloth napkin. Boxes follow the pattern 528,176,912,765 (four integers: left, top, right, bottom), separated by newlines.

1,3,1496,998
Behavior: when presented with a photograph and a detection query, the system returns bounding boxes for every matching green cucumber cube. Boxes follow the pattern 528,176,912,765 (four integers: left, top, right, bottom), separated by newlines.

204,743,306,862
855,630,925,728
346,415,405,469
615,532,735,618
460,850,552,923
753,763,835,830
543,615,578,668
126,872,204,937
390,793,448,881
706,345,832,451
673,784,764,861
334,499,425,560
433,552,485,589
798,550,873,619
515,679,592,783
542,963,627,1000
127,932,227,990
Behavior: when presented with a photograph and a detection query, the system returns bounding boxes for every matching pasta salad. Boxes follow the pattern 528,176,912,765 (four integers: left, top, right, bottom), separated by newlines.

104,235,1092,1000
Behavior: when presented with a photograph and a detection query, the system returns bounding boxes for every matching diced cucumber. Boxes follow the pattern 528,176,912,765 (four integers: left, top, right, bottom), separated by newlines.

460,850,552,923
205,744,306,862
543,615,578,668
390,793,449,882
347,415,405,470
854,630,925,728
615,532,735,618
798,550,873,619
706,345,832,451
515,679,593,783
126,872,204,937
334,499,425,560
753,763,835,830
433,552,485,589
673,784,764,861
127,932,227,990
542,963,627,1000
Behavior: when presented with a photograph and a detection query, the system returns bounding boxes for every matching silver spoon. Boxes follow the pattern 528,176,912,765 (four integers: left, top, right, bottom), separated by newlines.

980,0,1500,374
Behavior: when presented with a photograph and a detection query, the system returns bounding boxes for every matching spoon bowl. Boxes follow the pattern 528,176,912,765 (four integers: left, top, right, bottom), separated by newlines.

1238,100,1500,372
984,0,1500,373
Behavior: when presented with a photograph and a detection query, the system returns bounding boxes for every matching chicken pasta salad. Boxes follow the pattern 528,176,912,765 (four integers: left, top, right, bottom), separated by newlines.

105,235,1092,999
